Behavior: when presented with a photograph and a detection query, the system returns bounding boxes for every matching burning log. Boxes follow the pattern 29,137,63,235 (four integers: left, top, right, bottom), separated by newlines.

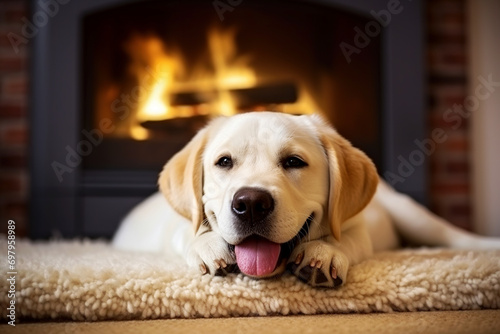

140,115,209,133
169,82,298,108
231,83,298,109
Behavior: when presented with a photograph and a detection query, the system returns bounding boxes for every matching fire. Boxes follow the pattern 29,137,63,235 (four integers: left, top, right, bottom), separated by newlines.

124,34,184,139
208,26,256,89
123,26,317,140
208,27,256,116
142,77,168,117
125,27,258,139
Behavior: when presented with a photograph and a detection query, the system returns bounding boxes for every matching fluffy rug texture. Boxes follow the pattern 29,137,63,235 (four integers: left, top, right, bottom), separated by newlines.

1,237,499,321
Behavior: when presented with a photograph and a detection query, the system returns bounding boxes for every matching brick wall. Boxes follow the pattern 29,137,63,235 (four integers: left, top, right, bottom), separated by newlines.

0,0,29,236
426,0,471,230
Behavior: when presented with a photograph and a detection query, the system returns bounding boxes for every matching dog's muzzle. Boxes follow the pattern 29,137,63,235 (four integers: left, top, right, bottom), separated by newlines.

229,186,313,278
233,214,313,278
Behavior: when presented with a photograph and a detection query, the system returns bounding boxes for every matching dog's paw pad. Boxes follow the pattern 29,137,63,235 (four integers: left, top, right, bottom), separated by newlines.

288,257,338,287
287,244,347,288
214,262,240,276
198,259,240,276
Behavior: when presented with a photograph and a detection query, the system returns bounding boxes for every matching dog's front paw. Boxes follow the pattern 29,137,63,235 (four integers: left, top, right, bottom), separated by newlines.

287,240,348,288
186,231,238,276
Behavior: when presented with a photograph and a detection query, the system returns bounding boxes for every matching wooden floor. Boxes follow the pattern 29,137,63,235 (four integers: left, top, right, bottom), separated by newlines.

3,310,500,334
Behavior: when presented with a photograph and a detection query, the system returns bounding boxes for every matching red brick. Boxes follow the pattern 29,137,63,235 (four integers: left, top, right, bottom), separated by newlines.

428,33,465,45
0,35,30,56
428,3,465,28
429,113,469,130
427,23,464,39
0,218,27,237
1,74,27,96
445,138,468,151
431,8,465,22
427,41,467,72
0,152,27,169
428,0,463,13
0,22,23,43
0,122,28,146
0,101,26,118
447,219,470,231
0,173,23,193
429,159,440,173
0,0,28,18
0,200,28,237
2,201,27,217
442,52,467,65
443,94,466,106
443,210,471,230
0,54,26,71
430,196,471,221
449,203,471,216
0,9,28,23
445,161,469,176
431,183,469,195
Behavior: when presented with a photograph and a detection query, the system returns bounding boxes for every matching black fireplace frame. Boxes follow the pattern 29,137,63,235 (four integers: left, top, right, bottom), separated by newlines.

30,0,426,239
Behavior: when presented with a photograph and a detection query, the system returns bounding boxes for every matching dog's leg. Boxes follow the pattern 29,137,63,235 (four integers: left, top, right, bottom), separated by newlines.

113,192,193,255
287,217,373,288
376,181,500,249
186,224,238,276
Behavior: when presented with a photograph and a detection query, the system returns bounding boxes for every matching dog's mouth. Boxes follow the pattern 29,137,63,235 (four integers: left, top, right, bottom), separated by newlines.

232,214,313,278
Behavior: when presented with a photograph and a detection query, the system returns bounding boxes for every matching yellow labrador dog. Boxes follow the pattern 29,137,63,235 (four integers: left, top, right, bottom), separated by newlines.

113,112,500,287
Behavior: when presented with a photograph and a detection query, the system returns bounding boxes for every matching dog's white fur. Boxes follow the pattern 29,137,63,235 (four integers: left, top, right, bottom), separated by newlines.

113,112,500,287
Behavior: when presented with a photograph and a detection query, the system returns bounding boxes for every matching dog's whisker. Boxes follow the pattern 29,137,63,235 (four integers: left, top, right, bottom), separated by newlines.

201,214,215,227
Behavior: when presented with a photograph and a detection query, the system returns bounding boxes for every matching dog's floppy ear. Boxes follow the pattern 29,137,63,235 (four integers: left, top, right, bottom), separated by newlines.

158,122,212,232
310,115,378,241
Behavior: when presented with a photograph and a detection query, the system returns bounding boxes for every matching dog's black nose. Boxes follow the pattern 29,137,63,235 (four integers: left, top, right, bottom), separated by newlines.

232,188,274,224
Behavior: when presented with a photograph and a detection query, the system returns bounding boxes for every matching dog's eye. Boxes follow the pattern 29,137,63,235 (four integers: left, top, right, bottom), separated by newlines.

282,156,308,169
216,156,233,169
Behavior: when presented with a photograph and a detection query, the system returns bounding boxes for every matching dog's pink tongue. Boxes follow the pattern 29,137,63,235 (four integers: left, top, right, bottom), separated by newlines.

235,236,281,277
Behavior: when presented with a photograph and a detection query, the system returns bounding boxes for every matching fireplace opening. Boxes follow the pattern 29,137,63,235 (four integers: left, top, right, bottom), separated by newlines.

82,0,381,171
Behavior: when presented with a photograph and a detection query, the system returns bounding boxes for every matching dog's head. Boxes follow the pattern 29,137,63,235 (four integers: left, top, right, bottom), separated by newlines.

159,112,378,277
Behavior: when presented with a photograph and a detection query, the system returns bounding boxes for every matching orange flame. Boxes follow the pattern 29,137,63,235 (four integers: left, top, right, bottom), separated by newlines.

123,27,317,140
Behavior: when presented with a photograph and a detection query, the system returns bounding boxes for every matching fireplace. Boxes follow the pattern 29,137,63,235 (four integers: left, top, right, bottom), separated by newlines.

82,1,381,171
30,0,425,239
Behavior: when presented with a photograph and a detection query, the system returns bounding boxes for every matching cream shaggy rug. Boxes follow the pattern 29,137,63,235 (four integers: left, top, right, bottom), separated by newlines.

1,237,499,321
